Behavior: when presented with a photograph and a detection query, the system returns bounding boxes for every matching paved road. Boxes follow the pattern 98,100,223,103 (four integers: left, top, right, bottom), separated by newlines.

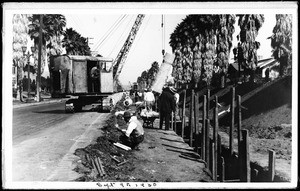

12,102,109,181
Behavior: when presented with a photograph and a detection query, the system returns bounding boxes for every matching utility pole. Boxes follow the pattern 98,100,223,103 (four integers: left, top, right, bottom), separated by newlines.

37,14,43,102
87,37,94,46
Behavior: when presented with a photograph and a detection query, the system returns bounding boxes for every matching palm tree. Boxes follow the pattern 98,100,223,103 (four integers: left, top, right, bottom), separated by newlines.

12,14,30,101
268,14,292,76
237,14,264,82
170,15,236,88
62,28,91,55
47,14,66,56
28,14,66,75
147,61,159,86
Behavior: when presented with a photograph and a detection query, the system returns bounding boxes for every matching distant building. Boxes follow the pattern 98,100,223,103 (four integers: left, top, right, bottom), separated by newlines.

256,58,280,80
228,57,280,83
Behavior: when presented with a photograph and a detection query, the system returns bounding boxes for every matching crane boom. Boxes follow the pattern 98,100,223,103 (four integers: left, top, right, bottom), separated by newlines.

112,14,145,91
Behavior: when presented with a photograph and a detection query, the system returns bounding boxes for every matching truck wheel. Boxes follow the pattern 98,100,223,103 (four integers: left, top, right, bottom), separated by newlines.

65,99,76,113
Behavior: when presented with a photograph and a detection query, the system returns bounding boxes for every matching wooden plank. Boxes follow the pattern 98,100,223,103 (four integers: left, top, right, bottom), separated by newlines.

230,87,235,155
189,89,195,147
268,149,276,182
93,157,103,177
97,157,106,176
201,95,207,160
113,142,132,151
181,90,186,138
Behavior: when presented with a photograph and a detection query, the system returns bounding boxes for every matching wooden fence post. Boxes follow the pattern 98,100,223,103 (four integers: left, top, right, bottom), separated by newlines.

189,89,195,147
240,129,250,182
194,91,200,152
201,95,207,160
213,96,219,182
237,95,242,181
171,111,174,130
237,95,242,153
252,169,259,182
206,89,210,119
205,119,210,169
230,87,235,155
268,149,276,182
220,156,225,182
174,107,177,133
181,90,186,138
212,142,216,181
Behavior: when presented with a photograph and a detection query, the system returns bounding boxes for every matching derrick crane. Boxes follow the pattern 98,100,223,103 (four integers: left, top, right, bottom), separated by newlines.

112,14,145,91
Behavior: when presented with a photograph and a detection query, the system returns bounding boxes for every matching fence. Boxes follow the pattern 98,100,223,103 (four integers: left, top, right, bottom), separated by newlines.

170,87,280,182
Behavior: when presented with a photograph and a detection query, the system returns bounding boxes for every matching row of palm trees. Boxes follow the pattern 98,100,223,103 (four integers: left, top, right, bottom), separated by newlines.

169,14,292,88
13,14,91,101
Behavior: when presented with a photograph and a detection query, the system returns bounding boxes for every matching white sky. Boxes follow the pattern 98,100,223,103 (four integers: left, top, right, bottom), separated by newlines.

64,14,276,86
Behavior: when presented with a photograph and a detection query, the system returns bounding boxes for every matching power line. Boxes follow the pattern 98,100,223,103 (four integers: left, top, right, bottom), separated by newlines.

108,15,135,58
120,15,151,78
93,15,127,52
96,15,128,51
91,15,125,51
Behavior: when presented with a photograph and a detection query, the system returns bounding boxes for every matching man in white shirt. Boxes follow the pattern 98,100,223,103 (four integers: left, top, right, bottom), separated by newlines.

144,88,155,111
119,111,144,150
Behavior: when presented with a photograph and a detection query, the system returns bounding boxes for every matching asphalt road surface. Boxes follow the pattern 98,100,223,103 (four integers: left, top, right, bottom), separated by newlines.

12,102,108,181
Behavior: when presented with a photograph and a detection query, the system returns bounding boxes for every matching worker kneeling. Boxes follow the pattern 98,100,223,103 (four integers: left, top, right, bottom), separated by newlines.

119,111,144,150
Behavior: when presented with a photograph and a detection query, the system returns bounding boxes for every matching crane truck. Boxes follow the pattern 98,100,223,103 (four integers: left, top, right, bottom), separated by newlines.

49,14,145,113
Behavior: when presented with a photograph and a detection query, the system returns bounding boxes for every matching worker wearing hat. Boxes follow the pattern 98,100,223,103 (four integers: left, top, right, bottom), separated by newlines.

119,111,144,150
158,84,176,130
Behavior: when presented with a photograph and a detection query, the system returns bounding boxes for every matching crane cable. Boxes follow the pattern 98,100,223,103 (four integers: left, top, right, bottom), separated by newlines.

93,15,127,52
119,15,151,78
92,14,125,51
161,14,165,56
108,15,135,57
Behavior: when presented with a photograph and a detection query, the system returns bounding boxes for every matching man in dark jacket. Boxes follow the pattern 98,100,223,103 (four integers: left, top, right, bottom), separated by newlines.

159,86,176,130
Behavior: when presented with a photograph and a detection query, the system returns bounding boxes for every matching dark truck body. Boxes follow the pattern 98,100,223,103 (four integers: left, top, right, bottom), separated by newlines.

49,55,114,112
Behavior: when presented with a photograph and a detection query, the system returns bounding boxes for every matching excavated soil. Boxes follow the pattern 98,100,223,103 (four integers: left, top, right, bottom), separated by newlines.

73,98,211,183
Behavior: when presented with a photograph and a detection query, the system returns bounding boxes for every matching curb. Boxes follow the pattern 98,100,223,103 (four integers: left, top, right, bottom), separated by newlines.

13,98,69,109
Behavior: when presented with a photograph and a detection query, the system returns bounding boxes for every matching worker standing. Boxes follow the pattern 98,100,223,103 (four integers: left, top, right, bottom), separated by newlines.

90,65,100,92
144,88,155,111
119,111,144,150
158,85,176,130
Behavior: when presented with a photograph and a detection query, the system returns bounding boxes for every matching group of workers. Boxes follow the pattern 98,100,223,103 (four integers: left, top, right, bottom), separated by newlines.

116,82,180,151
